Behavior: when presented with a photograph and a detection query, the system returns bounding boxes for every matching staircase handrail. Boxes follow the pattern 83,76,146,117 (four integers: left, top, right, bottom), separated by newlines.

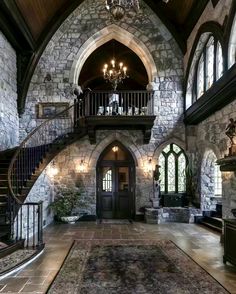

8,89,90,204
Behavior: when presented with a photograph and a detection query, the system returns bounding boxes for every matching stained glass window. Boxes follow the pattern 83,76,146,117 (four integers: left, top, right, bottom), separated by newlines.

159,154,165,192
158,143,187,194
178,153,186,193
167,154,175,192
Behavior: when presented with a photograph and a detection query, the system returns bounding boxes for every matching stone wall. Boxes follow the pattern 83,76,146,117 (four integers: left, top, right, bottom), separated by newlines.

189,100,236,219
0,31,19,150
20,0,184,142
18,0,186,218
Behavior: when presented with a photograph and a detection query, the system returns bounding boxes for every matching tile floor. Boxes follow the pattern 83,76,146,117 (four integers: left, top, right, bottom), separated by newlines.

0,221,236,293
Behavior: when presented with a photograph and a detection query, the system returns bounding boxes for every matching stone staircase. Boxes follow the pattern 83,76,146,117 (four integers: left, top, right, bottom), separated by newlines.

198,206,223,233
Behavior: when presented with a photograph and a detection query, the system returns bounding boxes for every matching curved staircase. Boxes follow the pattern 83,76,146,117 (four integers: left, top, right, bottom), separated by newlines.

0,90,90,276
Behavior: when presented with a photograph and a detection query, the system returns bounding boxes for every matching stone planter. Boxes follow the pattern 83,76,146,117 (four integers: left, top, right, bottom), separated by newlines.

60,216,80,224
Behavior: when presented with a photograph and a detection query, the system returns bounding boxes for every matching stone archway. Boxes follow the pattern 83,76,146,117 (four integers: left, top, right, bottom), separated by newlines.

96,140,136,219
69,24,158,85
200,150,219,211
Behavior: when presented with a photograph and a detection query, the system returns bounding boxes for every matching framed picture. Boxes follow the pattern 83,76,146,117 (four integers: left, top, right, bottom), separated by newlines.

37,102,69,119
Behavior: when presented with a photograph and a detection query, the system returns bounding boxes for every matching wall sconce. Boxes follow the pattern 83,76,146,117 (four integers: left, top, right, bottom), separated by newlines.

145,157,154,173
112,146,119,152
76,159,86,173
47,161,59,177
44,73,52,82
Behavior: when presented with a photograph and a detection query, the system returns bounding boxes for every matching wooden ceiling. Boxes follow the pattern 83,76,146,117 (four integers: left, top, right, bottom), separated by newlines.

7,0,201,45
0,0,211,113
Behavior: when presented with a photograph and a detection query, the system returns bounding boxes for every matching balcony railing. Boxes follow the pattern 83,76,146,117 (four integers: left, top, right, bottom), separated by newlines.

82,90,154,117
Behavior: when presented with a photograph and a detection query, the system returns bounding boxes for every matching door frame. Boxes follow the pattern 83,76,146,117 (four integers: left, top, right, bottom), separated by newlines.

96,141,136,219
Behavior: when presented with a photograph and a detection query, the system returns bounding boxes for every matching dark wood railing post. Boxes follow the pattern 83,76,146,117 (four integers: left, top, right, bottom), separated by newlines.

37,201,43,247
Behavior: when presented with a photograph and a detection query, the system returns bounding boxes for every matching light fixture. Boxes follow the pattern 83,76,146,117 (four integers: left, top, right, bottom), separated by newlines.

105,0,140,21
47,161,59,177
112,146,119,152
103,59,128,91
145,157,154,174
77,159,85,173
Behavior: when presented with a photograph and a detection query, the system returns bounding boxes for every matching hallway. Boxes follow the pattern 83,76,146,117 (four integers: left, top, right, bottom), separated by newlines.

0,222,236,293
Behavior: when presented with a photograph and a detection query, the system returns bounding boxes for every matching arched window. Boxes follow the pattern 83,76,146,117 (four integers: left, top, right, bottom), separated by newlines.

159,143,187,194
228,14,236,68
186,34,223,109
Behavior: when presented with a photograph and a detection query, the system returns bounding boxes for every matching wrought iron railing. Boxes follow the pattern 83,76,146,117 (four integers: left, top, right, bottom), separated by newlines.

84,90,154,116
9,200,43,248
6,89,152,245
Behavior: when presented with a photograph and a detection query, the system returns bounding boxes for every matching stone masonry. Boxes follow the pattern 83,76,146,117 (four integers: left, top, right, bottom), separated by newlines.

18,0,185,218
0,32,19,150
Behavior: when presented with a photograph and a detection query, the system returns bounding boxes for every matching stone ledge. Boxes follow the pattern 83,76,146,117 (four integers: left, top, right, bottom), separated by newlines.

145,207,202,224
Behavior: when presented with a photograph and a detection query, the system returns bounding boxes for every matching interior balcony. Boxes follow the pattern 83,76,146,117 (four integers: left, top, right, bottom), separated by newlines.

78,90,156,144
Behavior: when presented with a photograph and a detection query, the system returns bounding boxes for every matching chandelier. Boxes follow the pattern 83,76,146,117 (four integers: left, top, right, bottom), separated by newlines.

103,59,128,91
105,0,140,21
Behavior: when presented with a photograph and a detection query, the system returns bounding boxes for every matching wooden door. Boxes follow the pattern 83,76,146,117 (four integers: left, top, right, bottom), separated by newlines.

97,142,135,219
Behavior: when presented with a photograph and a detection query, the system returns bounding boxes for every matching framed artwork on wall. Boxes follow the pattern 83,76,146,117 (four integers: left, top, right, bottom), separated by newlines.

36,102,69,119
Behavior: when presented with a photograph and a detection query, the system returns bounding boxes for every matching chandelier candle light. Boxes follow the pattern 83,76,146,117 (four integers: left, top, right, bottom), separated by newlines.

103,59,128,91
106,0,140,21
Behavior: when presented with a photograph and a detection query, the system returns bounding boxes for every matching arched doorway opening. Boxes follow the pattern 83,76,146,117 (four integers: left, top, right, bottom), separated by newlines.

96,141,135,219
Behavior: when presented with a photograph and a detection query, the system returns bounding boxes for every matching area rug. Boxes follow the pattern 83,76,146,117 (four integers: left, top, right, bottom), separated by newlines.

47,240,229,294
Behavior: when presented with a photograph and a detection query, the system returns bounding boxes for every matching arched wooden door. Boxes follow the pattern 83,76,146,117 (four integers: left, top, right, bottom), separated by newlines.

96,141,135,219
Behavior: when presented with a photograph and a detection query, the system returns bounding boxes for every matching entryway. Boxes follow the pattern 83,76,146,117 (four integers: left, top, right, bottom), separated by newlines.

96,141,135,219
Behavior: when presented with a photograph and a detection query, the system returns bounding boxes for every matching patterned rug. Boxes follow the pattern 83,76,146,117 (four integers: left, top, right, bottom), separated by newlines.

47,240,229,294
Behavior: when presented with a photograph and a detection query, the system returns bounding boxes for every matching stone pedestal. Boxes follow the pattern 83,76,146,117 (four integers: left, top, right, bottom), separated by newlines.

145,207,202,224
145,208,160,224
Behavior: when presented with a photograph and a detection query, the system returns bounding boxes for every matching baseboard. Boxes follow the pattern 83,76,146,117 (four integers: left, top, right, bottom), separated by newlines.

79,215,97,221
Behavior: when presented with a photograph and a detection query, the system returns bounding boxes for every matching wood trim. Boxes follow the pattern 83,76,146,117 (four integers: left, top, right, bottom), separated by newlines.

183,0,209,39
2,0,35,49
184,63,236,125
0,2,33,51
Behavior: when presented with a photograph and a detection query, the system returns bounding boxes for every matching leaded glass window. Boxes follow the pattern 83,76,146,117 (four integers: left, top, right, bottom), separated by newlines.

197,55,204,99
216,42,223,80
159,143,187,194
206,37,214,90
186,34,224,108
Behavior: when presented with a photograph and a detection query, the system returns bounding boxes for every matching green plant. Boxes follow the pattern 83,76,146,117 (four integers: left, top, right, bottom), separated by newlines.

49,186,85,218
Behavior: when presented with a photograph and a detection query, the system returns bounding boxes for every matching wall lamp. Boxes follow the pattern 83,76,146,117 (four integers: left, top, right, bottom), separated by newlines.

47,161,59,177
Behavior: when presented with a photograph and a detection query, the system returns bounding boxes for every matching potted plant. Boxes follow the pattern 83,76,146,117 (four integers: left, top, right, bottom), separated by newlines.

49,186,86,223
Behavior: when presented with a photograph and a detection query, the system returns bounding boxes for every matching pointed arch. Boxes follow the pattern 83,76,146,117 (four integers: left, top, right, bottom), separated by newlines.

69,24,158,85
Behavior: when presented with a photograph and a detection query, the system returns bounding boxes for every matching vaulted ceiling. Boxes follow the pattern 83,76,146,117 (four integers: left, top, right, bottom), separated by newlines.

0,0,211,113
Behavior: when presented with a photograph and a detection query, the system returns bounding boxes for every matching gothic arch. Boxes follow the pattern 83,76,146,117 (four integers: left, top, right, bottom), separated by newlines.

184,22,224,109
88,131,141,168
69,24,158,85
200,146,222,211
153,137,186,161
